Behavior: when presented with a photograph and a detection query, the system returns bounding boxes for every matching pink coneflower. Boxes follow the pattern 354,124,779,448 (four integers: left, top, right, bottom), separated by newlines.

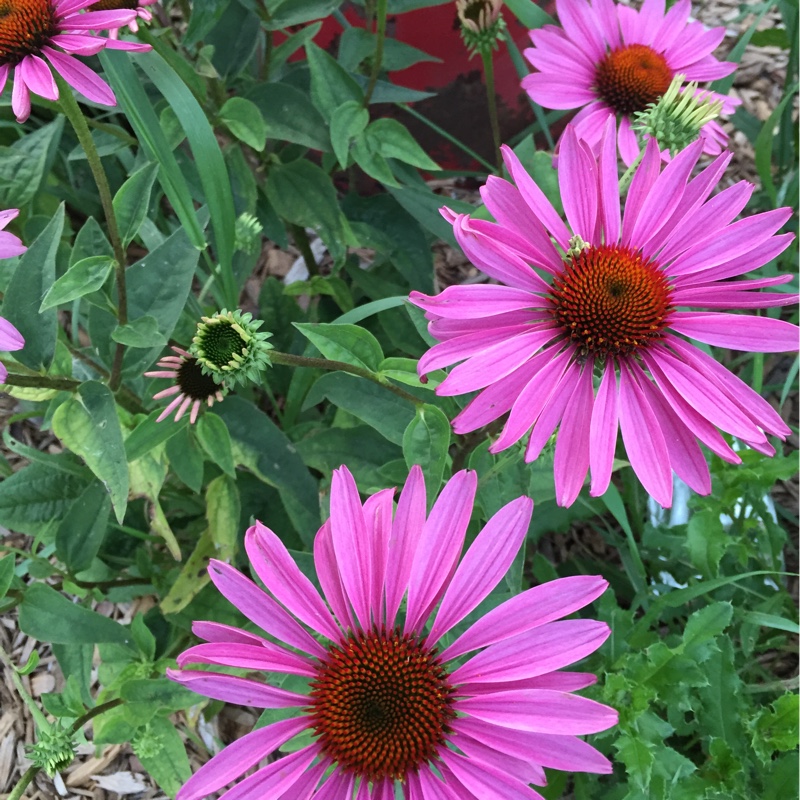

0,209,26,383
89,0,156,39
523,0,738,164
168,465,617,799
0,0,144,123
409,122,797,508
144,346,225,424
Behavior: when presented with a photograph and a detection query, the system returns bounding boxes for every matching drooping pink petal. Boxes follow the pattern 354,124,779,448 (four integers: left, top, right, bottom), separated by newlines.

554,361,594,507
405,470,477,633
11,69,32,123
559,125,598,240
18,55,57,101
442,575,608,660
439,751,546,800
177,642,317,677
598,115,620,244
41,47,116,106
589,362,619,498
362,486,394,621
176,717,308,800
429,496,533,644
166,669,308,709
621,137,662,245
216,745,319,800
313,521,355,631
0,318,24,351
668,311,799,353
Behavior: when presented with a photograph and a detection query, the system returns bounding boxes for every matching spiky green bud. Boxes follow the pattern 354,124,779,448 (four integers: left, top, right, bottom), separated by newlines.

457,0,506,56
28,722,76,776
632,73,723,158
191,308,273,389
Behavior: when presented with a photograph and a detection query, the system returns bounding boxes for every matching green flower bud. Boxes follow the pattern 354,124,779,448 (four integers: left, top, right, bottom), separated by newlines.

28,722,76,776
456,0,506,56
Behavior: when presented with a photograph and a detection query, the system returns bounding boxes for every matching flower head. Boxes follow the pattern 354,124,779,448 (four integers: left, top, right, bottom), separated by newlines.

632,73,724,158
89,0,156,39
0,0,147,123
457,0,506,55
409,121,797,508
169,465,616,798
190,308,272,389
144,346,226,424
523,0,739,164
0,209,26,383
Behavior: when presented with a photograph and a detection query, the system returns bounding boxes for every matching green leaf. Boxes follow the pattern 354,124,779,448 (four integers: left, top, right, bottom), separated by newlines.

330,100,369,167
1,204,63,370
504,0,554,29
304,372,416,446
184,0,232,46
245,83,330,151
55,480,112,574
265,159,352,262
195,413,236,478
111,315,168,348
216,396,320,546
294,322,384,372
125,410,188,462
0,460,90,537
614,734,655,791
40,256,115,311
265,0,343,27
130,614,156,661
132,717,191,799
403,404,450,499
338,27,440,71
20,583,132,645
0,554,14,601
305,41,363,121
206,474,240,559
0,118,64,207
113,161,160,247
160,529,215,615
696,637,744,745
100,50,206,252
386,183,473,247
52,381,129,523
219,96,267,151
351,133,401,187
686,509,729,578
133,50,236,298
754,85,798,205
365,118,440,171
741,611,800,634
165,426,204,494
681,602,733,658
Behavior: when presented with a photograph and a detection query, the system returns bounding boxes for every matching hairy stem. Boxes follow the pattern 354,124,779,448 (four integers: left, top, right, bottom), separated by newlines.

55,74,128,392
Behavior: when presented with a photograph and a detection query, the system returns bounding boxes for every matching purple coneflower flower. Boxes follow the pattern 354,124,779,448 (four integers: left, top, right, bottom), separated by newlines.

144,346,225,424
169,465,617,799
0,0,146,123
523,0,738,164
89,0,156,39
409,121,797,508
0,209,26,382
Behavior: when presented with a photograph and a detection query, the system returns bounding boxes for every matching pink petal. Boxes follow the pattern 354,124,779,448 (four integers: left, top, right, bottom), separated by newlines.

18,55,57,101
560,126,598,240
61,9,136,29
405,470,477,634
439,751,545,800
50,33,106,55
429,496,533,644
362,486,394,620
0,317,24,350
522,73,598,108
557,0,608,59
313,521,355,631
598,116,621,244
207,560,326,658
245,522,341,642
166,669,308,708
554,361,594,507
589,362,619,497
618,364,673,506
329,467,372,630
456,689,618,734
11,69,32,123
452,620,610,686
617,115,641,167
384,465,426,627
192,621,269,645
217,745,319,800
41,47,116,106
442,575,608,661
176,718,309,800
177,642,317,676
622,137,662,243
668,312,799,353
409,284,543,320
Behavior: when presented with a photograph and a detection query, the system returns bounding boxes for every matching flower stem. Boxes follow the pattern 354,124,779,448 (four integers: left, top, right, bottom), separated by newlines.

364,0,387,106
618,148,645,195
269,350,422,405
7,766,37,800
2,373,81,392
54,74,128,392
480,48,502,174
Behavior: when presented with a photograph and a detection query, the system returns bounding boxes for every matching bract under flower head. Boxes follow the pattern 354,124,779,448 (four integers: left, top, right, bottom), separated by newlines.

190,308,272,389
409,119,798,508
144,346,226,424
169,465,617,798
522,0,739,165
0,0,148,123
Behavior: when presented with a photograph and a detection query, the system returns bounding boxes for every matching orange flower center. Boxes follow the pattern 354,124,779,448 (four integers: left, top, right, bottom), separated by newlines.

595,44,673,115
0,0,57,65
550,244,673,358
309,629,455,782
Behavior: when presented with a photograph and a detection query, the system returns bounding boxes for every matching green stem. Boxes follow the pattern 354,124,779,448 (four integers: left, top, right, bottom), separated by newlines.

2,373,81,392
364,0,387,106
7,766,37,800
269,350,422,406
480,48,502,173
619,148,645,195
289,225,319,277
54,73,128,393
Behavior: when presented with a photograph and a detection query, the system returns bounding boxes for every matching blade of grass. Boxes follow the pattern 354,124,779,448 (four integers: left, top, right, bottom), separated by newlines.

133,50,238,308
99,50,206,253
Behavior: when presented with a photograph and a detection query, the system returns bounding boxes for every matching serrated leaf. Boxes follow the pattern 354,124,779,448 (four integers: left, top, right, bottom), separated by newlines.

40,255,115,311
52,381,129,523
294,322,384,372
113,161,160,246
686,509,729,578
